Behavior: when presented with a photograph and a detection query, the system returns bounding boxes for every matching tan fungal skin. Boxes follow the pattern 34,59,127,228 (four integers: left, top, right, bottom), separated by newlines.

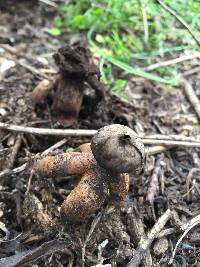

61,167,109,221
35,124,145,222
36,152,95,177
109,173,130,206
31,76,59,103
79,143,91,153
51,75,83,126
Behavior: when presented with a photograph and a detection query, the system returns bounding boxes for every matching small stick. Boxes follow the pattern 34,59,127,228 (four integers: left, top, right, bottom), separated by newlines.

142,139,200,147
145,146,169,155
182,66,200,77
156,0,200,46
144,53,200,71
181,79,200,120
169,214,200,264
0,122,97,136
127,207,152,267
0,138,68,179
1,123,200,147
5,134,22,169
82,211,103,267
142,134,200,142
146,153,164,203
127,209,172,267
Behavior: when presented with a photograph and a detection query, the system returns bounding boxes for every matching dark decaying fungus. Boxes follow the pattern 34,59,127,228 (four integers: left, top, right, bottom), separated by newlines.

35,124,145,222
31,46,105,126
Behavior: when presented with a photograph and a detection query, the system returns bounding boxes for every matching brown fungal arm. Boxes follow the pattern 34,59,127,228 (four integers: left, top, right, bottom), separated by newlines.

78,143,91,153
31,75,59,103
35,152,95,177
108,173,130,206
60,167,109,221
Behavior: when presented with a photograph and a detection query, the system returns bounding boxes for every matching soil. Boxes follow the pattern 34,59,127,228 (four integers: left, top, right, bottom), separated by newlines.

0,1,200,267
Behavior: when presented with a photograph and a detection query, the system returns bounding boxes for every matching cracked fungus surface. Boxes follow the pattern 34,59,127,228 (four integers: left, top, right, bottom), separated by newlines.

61,167,109,221
36,152,95,177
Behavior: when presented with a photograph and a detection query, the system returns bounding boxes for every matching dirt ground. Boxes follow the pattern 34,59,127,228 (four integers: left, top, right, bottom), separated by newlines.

0,1,200,267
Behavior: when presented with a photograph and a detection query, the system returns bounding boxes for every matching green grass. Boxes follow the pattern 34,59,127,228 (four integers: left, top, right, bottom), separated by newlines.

49,0,200,99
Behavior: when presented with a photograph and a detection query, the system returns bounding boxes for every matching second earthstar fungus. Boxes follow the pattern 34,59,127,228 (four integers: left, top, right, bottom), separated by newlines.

31,45,105,126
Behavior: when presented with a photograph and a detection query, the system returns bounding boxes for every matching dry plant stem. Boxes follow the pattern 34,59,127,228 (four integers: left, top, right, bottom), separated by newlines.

127,207,152,267
145,146,169,155
144,53,200,71
156,0,200,46
0,138,68,179
127,209,172,267
181,79,200,120
143,134,200,142
82,211,103,267
169,214,200,264
17,59,49,79
183,66,200,77
146,153,164,204
6,134,22,169
142,139,200,147
1,122,200,146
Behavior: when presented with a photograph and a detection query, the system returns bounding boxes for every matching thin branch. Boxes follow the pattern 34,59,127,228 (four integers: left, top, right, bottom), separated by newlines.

142,139,200,147
0,138,68,179
0,122,97,136
127,209,172,267
1,122,200,147
39,0,58,8
181,78,200,120
82,212,103,267
127,207,152,267
156,0,200,47
182,66,200,77
6,134,22,169
169,214,200,264
144,53,200,71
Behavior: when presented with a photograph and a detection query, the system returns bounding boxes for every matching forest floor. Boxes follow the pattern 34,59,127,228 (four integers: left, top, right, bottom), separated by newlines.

0,1,200,267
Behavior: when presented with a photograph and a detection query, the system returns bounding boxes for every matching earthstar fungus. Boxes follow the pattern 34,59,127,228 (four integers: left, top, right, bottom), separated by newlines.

35,124,145,222
31,45,105,126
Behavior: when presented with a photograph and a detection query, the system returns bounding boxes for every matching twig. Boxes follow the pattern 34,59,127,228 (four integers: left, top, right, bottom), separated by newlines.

0,138,68,179
127,207,152,267
182,66,200,77
181,79,200,120
169,214,200,264
39,0,58,8
0,122,97,136
17,59,49,79
145,146,169,155
142,139,200,147
25,138,68,194
0,134,22,182
1,123,200,147
6,134,22,169
142,134,200,142
127,209,172,267
146,153,164,203
144,53,200,71
82,211,103,267
156,0,200,47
